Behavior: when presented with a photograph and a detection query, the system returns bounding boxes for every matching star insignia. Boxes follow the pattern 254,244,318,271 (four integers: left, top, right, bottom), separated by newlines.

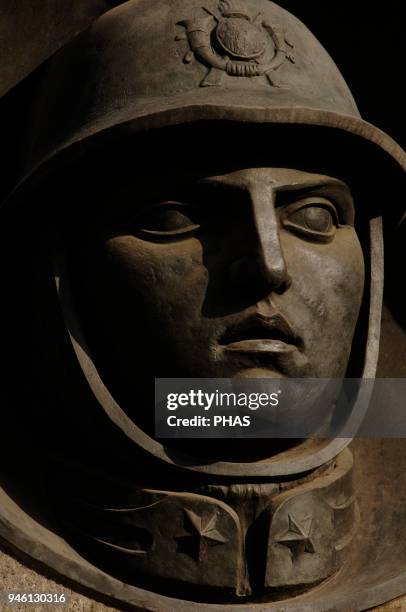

275,513,315,558
175,509,228,562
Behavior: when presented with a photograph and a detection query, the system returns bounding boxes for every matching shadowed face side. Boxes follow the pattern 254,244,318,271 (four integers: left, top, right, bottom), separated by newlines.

66,163,365,434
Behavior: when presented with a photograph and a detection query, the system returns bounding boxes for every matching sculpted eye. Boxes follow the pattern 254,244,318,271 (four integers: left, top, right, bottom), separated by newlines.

134,202,201,241
280,197,339,243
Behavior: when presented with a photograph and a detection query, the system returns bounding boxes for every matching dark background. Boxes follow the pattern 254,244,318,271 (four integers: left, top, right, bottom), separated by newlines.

0,0,405,376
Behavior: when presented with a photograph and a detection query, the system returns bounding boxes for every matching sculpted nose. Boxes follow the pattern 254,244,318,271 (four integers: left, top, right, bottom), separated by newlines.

231,183,292,295
255,247,292,295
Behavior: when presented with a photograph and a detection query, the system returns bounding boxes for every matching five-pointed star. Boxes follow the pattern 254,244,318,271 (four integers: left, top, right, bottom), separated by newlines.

275,513,316,557
175,509,228,562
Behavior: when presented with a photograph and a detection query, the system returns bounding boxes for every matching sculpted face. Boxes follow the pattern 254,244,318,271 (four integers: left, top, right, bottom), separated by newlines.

68,162,364,431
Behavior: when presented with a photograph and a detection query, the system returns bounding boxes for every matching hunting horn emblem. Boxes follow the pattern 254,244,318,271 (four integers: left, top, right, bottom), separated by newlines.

176,0,295,87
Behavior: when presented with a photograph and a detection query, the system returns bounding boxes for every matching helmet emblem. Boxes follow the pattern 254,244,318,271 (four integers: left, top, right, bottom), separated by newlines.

176,0,295,87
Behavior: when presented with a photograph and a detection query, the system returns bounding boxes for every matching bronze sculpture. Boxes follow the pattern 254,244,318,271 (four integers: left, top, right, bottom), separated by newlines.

0,0,405,610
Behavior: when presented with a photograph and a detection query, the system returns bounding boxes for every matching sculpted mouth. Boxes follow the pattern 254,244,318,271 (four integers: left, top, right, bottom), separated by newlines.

220,312,302,355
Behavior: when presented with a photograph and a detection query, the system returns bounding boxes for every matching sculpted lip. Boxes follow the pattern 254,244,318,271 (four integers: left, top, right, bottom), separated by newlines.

224,338,297,354
220,312,301,355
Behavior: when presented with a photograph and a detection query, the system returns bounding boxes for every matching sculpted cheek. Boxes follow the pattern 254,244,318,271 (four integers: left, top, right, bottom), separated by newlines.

283,229,364,316
104,236,206,288
279,229,365,377
103,236,209,330
321,230,365,324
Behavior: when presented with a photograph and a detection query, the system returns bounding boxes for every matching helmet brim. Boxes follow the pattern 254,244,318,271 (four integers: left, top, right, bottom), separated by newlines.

5,100,406,211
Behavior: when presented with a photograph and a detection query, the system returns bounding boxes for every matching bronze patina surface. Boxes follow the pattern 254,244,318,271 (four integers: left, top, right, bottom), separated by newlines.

0,1,405,610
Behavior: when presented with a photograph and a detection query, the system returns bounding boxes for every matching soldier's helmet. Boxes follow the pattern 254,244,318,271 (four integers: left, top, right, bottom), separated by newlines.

4,0,406,478
9,0,405,196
